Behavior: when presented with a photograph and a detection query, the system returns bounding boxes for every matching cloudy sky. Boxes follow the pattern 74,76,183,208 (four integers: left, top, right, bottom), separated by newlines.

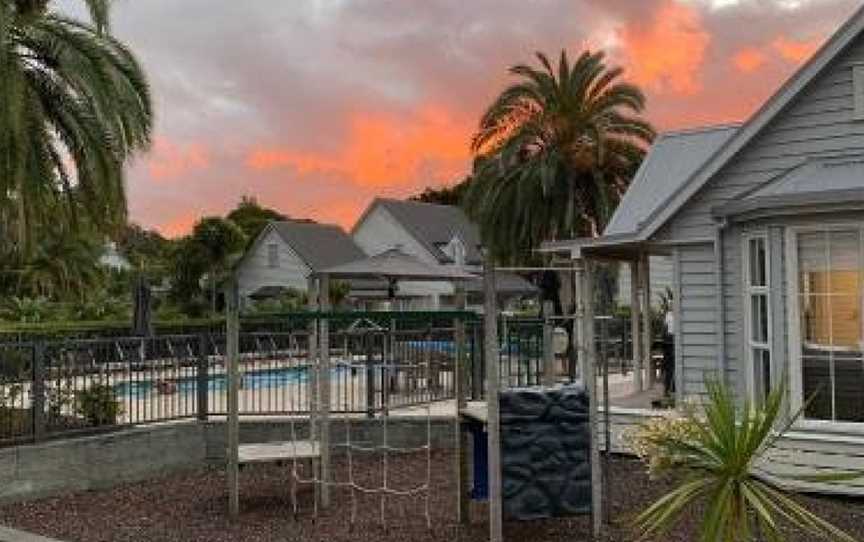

78,0,860,236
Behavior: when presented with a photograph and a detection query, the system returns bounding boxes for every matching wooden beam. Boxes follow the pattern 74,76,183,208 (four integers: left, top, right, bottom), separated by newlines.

583,261,602,538
641,253,654,389
630,260,643,393
318,274,331,508
226,279,240,519
454,285,470,524
484,263,503,542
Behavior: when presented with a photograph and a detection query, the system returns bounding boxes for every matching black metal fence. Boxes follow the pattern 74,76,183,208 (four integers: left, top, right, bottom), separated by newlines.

0,315,484,447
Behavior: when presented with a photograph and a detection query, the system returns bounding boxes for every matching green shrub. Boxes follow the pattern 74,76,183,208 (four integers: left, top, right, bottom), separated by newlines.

76,384,122,426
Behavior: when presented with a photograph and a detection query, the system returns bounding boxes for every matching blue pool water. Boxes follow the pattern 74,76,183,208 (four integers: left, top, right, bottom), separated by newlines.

114,366,310,398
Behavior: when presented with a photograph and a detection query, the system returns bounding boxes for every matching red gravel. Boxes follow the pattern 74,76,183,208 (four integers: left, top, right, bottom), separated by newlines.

2,452,864,541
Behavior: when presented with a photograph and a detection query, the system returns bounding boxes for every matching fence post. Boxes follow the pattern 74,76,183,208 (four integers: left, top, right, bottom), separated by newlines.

32,341,46,443
542,301,555,387
197,333,209,421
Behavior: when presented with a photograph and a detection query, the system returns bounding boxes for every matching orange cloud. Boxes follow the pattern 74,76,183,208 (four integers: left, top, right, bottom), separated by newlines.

159,213,198,238
772,36,821,63
617,0,710,95
147,137,210,181
248,105,471,188
732,47,768,73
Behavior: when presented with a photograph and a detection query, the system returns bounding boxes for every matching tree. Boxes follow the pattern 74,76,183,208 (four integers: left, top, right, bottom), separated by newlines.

176,217,246,312
0,0,152,255
226,196,286,242
463,50,654,264
632,380,858,542
411,177,472,206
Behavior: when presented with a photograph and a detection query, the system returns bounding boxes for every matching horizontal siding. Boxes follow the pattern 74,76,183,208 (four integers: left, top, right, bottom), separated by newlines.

605,409,864,496
656,33,864,242
678,243,719,398
237,229,310,301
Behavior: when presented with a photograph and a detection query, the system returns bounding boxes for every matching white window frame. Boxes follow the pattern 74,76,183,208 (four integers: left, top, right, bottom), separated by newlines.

787,224,864,431
743,232,772,403
267,243,279,269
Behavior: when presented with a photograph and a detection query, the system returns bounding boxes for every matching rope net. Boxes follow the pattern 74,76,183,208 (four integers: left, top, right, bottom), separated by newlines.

287,353,435,529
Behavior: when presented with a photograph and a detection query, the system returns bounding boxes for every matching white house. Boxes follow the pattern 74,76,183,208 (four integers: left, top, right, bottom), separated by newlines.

235,221,366,305
352,198,536,309
557,4,864,495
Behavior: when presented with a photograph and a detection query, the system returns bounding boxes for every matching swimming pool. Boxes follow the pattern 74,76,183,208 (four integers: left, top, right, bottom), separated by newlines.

114,366,311,398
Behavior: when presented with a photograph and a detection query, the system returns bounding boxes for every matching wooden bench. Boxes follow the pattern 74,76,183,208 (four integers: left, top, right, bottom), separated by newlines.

237,440,320,464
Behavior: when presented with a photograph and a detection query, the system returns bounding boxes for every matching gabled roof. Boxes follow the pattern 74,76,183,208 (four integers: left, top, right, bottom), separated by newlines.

604,124,739,237
354,198,483,264
270,221,366,272
634,2,864,240
715,156,864,217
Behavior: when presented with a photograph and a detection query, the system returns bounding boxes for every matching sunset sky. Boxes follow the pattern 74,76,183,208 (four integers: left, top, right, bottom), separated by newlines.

92,0,860,236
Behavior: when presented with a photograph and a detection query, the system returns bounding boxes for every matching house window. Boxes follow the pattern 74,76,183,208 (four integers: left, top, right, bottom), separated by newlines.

745,234,771,402
795,228,863,422
267,243,279,268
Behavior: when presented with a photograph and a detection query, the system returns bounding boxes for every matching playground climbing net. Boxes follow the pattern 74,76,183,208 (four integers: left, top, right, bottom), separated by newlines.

287,355,435,529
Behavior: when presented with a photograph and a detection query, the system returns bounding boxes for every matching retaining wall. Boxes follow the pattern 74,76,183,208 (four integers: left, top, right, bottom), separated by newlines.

0,417,458,503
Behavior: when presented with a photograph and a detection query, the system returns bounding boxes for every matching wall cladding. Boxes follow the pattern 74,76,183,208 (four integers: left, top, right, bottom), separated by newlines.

500,387,591,521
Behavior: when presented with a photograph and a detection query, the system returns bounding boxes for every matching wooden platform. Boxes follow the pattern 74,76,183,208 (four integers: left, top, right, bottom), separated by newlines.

237,441,320,464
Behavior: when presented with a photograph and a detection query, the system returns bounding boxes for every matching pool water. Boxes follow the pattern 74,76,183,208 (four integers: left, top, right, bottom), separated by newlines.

114,366,310,398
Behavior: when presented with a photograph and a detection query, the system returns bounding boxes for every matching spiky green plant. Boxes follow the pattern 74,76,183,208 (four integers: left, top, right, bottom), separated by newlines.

463,49,655,263
634,380,859,542
0,0,152,254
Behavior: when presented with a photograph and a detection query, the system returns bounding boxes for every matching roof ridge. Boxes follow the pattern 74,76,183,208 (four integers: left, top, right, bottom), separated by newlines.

660,122,742,139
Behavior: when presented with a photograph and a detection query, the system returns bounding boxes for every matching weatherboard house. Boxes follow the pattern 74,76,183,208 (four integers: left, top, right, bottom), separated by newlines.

234,220,366,305
352,198,536,309
554,5,864,494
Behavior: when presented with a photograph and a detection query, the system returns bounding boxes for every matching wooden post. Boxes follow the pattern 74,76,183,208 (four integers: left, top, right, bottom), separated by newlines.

641,254,654,389
306,276,320,508
573,260,585,382
484,262,503,542
318,274,331,508
226,278,240,519
583,261,602,538
630,260,643,393
454,285,470,524
542,301,555,387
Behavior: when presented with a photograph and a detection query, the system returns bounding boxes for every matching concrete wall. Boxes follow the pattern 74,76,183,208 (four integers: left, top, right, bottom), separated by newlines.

0,418,457,504
0,422,208,503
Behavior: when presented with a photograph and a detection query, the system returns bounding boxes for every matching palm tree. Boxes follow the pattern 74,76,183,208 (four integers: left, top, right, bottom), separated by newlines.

464,50,654,263
0,0,152,254
633,380,859,542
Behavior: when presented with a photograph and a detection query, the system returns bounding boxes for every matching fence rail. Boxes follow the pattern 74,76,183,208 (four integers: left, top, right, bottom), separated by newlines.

0,318,482,447
1,314,632,447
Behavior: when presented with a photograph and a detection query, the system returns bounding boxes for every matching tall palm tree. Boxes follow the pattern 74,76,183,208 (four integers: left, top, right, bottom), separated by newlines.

0,0,152,254
464,50,654,263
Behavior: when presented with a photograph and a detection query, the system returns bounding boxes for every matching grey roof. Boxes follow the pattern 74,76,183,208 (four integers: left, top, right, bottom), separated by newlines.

715,155,864,217
369,198,484,264
604,124,739,237
750,156,864,197
271,221,366,272
316,248,476,281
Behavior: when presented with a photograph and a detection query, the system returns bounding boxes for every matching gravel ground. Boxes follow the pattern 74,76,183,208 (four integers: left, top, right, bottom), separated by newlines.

3,452,864,542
